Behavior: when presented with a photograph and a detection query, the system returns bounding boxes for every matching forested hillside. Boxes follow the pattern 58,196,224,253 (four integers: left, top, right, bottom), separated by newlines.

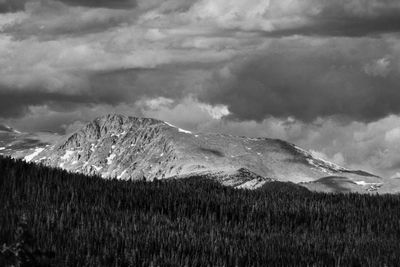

1,156,400,266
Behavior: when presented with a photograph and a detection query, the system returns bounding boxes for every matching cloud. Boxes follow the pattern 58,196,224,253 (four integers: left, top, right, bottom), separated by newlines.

0,0,26,13
2,1,400,126
58,0,137,9
143,97,174,110
2,0,400,179
289,115,400,178
200,36,400,123
0,63,212,121
0,85,116,118
2,1,137,39
384,127,400,143
0,0,137,16
364,56,391,77
199,103,230,120
192,115,400,178
185,0,400,36
4,0,400,39
3,103,144,133
138,97,232,131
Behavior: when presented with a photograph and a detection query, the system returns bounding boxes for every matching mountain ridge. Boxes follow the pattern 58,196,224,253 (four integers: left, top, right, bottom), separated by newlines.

10,114,389,193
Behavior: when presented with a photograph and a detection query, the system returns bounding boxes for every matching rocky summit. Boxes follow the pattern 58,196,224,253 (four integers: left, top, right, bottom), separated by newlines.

11,114,391,193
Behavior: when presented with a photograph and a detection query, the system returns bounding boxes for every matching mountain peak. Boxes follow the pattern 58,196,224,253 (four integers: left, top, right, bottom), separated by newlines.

94,113,128,123
89,114,170,131
84,114,193,138
15,114,384,193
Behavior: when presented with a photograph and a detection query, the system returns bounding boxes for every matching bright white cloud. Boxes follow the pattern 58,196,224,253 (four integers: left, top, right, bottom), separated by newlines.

144,97,174,110
385,127,400,143
199,103,230,119
364,57,391,77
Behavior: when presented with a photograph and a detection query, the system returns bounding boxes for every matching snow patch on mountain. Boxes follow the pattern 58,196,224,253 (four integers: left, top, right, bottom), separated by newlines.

164,121,175,128
117,169,127,179
294,145,345,172
92,165,102,172
12,128,22,134
309,152,344,172
354,181,382,186
61,150,75,161
236,180,266,190
24,148,44,162
107,153,116,165
178,128,192,134
164,121,192,134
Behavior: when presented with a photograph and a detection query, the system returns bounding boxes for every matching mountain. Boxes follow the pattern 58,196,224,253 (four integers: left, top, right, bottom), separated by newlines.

6,114,391,193
0,124,60,159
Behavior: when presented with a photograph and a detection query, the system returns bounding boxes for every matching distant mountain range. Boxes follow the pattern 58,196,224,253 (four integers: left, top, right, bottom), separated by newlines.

0,124,58,158
1,114,399,193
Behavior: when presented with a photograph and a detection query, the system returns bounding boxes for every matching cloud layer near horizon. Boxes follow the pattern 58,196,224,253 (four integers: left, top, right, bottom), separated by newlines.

1,0,400,177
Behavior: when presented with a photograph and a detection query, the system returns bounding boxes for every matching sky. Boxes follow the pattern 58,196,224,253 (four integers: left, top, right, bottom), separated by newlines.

1,0,400,177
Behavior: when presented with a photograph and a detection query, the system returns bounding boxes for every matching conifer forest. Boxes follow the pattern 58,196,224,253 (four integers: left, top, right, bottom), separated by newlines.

1,156,400,266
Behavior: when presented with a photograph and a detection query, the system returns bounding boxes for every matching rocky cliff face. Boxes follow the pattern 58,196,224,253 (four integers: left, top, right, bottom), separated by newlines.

19,114,383,191
30,115,179,180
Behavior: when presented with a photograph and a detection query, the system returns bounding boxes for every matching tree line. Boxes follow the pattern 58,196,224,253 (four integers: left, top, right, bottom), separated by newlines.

1,156,400,266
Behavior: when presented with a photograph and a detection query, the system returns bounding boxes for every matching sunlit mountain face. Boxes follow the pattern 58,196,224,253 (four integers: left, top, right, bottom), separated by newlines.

3,114,398,194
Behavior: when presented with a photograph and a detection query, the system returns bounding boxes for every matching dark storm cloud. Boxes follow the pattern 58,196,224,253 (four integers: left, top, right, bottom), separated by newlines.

200,38,400,123
5,0,400,42
0,0,199,40
5,17,128,41
0,0,26,13
0,0,136,14
266,15,400,37
0,89,94,118
57,0,136,9
88,68,188,100
0,68,192,119
296,1,400,37
187,0,400,38
0,72,135,118
1,0,136,40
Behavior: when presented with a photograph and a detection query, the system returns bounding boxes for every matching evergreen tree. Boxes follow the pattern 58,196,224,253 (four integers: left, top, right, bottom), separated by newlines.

1,156,400,266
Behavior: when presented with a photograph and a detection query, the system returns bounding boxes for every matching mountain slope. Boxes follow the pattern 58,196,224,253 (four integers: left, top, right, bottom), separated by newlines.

0,124,58,159
16,114,385,192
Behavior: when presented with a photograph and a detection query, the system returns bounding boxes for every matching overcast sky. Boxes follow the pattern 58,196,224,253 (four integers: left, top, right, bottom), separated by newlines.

1,0,400,177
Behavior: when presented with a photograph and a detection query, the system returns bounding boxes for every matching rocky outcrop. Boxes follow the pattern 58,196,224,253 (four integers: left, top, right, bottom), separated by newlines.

31,115,180,180
19,114,383,191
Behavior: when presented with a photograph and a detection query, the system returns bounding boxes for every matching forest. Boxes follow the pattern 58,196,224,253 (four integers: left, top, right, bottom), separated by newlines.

1,156,400,266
